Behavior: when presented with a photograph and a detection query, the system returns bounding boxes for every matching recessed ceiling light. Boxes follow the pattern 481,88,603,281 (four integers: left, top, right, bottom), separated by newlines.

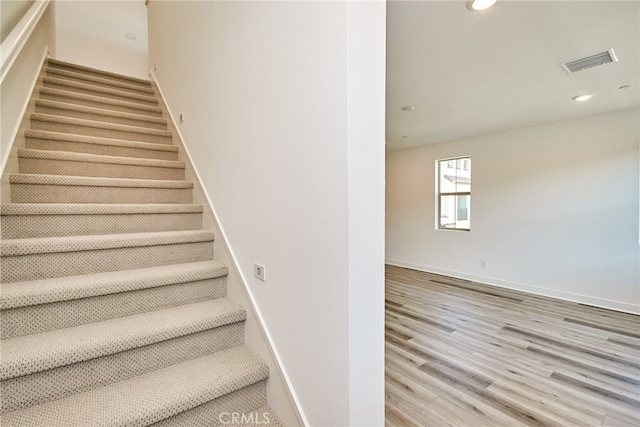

402,106,415,111
467,0,497,12
572,94,594,102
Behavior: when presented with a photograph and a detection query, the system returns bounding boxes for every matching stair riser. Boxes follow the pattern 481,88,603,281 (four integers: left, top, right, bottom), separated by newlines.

31,120,172,145
43,80,158,106
18,157,185,181
35,104,167,130
151,381,268,427
47,61,152,89
45,70,155,96
11,183,192,204
2,277,227,339
2,212,202,239
1,323,245,413
39,90,163,117
25,137,179,161
1,241,214,282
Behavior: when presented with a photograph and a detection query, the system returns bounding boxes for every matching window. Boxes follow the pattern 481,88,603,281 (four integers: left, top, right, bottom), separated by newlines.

437,156,471,230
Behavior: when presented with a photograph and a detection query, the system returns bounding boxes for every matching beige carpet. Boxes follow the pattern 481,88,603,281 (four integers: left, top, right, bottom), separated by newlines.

0,58,283,426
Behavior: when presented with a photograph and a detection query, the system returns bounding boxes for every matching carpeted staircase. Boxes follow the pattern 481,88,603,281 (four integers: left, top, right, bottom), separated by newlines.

0,58,283,426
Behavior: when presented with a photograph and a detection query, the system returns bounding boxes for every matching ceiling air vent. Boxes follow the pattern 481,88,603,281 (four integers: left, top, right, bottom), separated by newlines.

559,49,618,74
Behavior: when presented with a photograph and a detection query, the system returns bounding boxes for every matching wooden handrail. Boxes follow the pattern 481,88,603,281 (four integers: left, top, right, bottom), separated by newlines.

0,0,50,85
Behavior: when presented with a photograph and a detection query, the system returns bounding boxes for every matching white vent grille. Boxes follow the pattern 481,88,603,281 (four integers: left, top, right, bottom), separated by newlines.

559,49,618,74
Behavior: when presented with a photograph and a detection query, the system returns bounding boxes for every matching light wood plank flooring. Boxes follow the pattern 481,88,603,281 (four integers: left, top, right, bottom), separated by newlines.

385,265,640,427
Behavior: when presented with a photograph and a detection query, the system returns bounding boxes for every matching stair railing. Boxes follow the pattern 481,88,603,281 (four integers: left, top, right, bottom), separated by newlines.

0,0,50,85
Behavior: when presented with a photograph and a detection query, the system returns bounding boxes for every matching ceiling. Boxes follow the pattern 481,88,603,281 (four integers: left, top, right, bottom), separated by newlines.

386,0,640,152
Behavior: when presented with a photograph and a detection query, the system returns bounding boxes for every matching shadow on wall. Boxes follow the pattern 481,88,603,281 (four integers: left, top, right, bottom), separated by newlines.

1,0,36,43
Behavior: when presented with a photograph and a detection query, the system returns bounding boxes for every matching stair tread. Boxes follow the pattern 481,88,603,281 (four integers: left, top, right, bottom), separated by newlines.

1,346,267,426
9,173,193,188
39,87,163,115
25,129,178,153
0,299,247,380
1,260,227,310
45,67,156,95
35,99,167,126
18,148,185,169
1,229,214,257
47,58,152,86
43,76,158,104
31,113,172,137
0,203,203,215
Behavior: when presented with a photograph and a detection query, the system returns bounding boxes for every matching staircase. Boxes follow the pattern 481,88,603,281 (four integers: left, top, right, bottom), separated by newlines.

0,59,283,426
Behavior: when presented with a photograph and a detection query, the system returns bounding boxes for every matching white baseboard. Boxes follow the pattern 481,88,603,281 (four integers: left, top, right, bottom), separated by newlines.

385,259,640,315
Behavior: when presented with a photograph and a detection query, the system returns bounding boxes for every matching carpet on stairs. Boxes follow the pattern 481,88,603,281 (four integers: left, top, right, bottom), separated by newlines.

0,58,284,427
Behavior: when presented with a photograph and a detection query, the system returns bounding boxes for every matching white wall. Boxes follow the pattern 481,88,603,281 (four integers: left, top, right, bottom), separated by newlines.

55,1,147,79
387,108,640,314
147,2,385,426
346,2,386,425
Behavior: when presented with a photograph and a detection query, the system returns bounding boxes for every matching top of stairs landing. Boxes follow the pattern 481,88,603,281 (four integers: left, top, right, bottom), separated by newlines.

46,58,152,88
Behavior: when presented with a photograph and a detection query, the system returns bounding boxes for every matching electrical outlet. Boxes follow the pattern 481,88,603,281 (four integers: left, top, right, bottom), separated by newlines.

124,31,137,41
254,263,266,281
481,260,487,268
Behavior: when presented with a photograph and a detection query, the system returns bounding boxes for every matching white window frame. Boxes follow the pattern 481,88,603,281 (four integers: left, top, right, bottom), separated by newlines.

436,156,471,231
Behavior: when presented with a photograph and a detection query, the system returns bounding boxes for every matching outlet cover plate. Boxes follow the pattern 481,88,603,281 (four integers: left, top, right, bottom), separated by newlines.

254,263,266,281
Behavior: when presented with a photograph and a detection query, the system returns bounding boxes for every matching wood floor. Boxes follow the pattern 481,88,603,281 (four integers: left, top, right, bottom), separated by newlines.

385,265,640,427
